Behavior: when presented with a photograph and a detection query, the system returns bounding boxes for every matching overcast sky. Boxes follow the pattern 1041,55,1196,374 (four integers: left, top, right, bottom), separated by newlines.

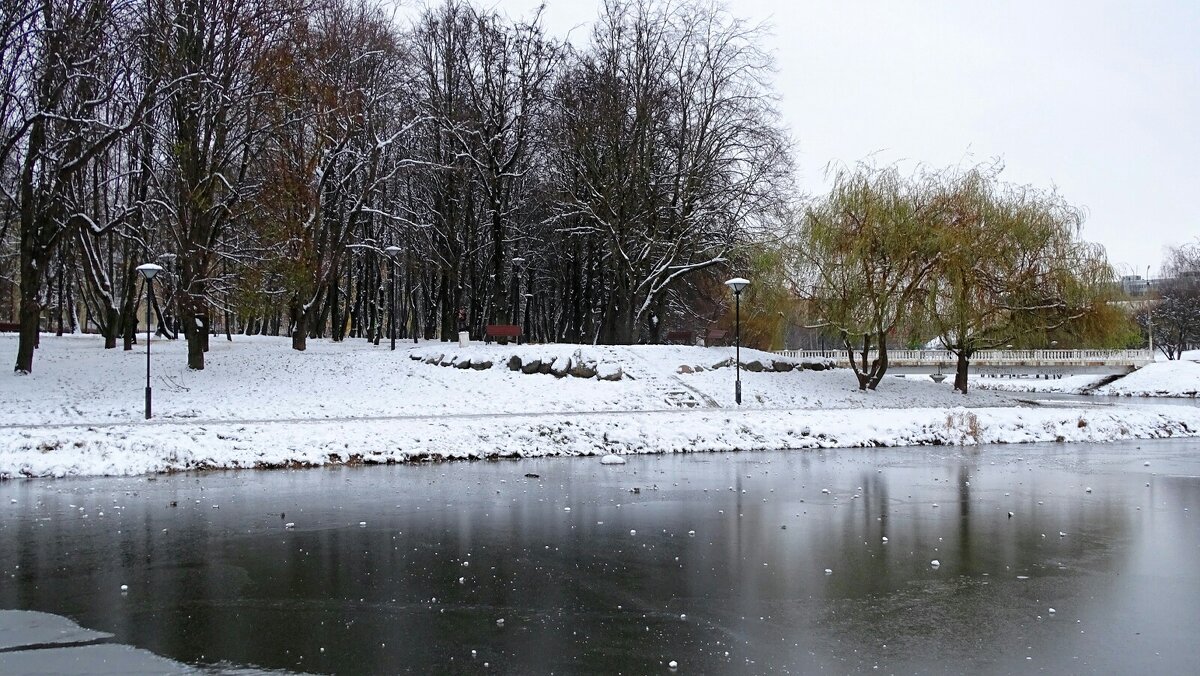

476,0,1199,276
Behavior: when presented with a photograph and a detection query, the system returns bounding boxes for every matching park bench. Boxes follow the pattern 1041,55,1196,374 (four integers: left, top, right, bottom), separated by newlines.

484,324,522,345
705,328,729,346
0,322,20,333
665,329,694,345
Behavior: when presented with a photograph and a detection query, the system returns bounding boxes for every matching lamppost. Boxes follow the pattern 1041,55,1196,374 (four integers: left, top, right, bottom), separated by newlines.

136,263,163,419
385,245,401,351
510,257,525,324
725,277,750,405
523,292,533,342
1146,265,1154,355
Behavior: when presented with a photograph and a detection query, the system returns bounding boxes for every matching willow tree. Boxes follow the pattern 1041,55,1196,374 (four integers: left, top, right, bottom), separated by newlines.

926,168,1119,393
797,165,938,390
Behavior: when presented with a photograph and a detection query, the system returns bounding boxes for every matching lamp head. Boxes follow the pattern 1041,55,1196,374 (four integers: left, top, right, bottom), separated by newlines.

384,245,401,259
724,277,750,294
136,263,164,281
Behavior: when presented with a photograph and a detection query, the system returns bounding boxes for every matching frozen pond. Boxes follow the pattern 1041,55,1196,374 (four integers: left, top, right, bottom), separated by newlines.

2,439,1198,674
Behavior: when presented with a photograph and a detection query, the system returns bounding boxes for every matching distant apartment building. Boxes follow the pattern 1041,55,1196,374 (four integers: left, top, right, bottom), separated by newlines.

1120,275,1155,297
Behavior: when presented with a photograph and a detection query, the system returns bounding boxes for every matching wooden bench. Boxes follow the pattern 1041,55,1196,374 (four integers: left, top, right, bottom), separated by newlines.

705,328,729,346
0,322,20,333
665,329,694,345
484,324,522,344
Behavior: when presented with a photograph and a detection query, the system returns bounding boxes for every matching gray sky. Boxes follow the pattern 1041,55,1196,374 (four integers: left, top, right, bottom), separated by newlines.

483,0,1199,275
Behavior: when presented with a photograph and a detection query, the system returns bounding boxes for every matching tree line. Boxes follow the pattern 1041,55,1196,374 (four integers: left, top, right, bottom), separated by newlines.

2,0,791,372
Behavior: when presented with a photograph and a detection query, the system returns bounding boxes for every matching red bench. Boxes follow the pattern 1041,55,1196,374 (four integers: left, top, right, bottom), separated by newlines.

485,324,522,344
705,329,729,346
0,322,20,333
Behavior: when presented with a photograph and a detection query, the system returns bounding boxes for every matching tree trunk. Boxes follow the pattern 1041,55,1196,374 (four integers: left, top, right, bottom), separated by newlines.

292,319,307,350
330,271,342,342
14,245,43,374
954,351,971,393
843,331,873,391
103,307,119,349
123,310,136,351
55,266,64,337
867,330,889,390
290,296,307,351
182,295,205,370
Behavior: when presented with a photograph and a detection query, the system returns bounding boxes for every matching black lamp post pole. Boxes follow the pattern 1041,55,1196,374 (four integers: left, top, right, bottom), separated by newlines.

144,280,152,419
735,290,742,405
389,260,396,351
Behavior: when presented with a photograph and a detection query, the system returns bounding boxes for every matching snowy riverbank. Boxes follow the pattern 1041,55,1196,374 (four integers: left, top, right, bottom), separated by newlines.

2,335,1198,478
975,358,1199,397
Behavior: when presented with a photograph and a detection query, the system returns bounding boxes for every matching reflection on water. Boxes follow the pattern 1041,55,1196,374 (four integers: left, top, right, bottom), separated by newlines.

1,439,1198,674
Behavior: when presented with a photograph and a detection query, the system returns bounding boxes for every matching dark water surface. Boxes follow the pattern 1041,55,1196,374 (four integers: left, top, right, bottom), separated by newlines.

2,440,1198,675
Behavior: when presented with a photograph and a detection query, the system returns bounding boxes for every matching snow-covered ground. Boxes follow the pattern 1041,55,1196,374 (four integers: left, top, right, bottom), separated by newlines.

975,357,1199,398
974,374,1113,395
1094,360,1200,398
2,335,1198,478
0,334,1014,426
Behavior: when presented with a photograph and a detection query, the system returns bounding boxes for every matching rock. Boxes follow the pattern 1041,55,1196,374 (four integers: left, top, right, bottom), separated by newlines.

455,359,472,369
570,363,597,378
520,359,542,374
771,360,795,372
677,365,694,374
711,358,734,370
744,360,764,372
597,364,624,381
538,362,553,375
507,356,522,371
409,354,423,361
423,354,442,364
804,361,827,371
694,365,705,372
550,358,571,378
470,360,492,370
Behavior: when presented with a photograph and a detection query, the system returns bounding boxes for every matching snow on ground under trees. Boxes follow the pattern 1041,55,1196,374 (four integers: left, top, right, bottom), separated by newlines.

1,335,1198,478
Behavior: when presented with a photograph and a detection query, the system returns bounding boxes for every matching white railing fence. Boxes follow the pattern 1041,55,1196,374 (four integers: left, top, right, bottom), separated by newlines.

775,349,1153,366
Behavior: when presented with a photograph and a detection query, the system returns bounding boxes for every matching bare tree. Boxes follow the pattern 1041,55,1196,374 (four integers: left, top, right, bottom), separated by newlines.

147,0,298,369
259,0,418,351
549,0,791,344
1150,241,1200,360
450,5,559,325
3,0,156,373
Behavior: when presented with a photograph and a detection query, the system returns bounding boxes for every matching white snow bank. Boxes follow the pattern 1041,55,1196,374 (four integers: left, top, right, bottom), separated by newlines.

974,374,1112,395
1095,360,1200,398
2,404,1197,479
